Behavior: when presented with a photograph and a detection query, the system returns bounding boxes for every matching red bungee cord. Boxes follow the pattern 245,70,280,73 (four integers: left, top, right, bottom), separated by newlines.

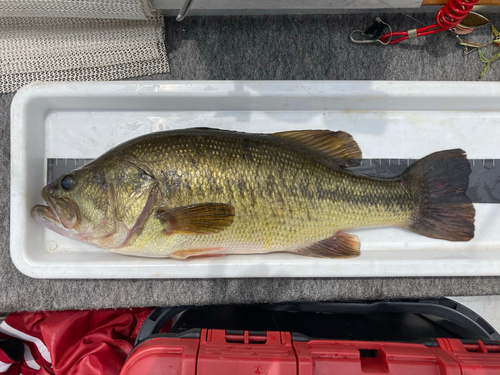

361,0,479,45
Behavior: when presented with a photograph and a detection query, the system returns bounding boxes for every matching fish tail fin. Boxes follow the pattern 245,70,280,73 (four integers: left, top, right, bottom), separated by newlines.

403,149,475,241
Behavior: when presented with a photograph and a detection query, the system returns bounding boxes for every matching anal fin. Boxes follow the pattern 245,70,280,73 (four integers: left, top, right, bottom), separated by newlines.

295,232,360,258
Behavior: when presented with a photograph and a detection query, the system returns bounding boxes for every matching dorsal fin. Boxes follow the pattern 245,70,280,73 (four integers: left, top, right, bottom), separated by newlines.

273,130,362,167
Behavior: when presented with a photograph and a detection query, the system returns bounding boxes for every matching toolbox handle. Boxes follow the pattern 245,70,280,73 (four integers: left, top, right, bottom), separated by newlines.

259,298,500,341
135,306,191,346
135,299,500,347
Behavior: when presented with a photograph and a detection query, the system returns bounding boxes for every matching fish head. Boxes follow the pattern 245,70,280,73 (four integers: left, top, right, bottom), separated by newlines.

32,161,158,249
31,164,120,246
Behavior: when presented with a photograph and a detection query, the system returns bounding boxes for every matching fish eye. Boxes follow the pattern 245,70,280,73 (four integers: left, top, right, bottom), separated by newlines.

60,174,76,191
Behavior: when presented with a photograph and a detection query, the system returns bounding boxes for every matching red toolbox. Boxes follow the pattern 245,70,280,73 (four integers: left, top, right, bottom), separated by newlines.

120,300,500,374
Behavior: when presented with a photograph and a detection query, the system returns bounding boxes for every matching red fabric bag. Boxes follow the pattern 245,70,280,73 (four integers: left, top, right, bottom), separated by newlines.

0,308,153,375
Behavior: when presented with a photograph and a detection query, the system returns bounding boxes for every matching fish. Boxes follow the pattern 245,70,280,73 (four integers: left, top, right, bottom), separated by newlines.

31,128,475,259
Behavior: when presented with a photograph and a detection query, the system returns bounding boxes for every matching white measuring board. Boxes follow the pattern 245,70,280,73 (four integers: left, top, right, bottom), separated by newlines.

10,81,500,278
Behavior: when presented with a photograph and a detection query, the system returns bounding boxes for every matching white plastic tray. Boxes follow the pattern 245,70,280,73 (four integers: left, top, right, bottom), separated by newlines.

10,81,500,279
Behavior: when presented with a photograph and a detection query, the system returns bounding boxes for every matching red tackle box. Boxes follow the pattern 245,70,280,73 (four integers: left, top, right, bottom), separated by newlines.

120,300,500,374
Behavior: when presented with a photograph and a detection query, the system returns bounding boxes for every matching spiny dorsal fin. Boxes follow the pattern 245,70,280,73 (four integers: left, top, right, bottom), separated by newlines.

156,203,235,235
294,231,360,258
273,130,362,167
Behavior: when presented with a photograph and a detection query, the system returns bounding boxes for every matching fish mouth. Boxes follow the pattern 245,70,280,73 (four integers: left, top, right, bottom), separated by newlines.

32,204,85,246
31,204,58,223
41,188,61,222
31,188,80,230
31,204,70,237
31,201,86,242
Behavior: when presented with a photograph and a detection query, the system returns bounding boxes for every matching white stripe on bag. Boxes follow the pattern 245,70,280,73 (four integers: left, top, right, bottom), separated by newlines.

22,344,40,370
0,322,51,363
0,360,12,372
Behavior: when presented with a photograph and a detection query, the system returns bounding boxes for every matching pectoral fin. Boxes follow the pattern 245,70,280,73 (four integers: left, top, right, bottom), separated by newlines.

156,203,235,235
294,232,361,258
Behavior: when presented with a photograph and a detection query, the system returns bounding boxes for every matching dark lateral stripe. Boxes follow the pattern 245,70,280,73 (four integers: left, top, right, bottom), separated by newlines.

349,159,499,204
311,184,411,210
47,158,500,204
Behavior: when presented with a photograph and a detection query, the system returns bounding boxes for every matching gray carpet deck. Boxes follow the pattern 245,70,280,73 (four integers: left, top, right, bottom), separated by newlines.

1,13,499,312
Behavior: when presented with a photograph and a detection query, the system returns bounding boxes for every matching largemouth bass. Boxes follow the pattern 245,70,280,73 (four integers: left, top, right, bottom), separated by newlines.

31,128,475,259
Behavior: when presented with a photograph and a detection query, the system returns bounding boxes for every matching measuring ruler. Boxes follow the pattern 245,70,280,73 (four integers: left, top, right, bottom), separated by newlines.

47,158,500,204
